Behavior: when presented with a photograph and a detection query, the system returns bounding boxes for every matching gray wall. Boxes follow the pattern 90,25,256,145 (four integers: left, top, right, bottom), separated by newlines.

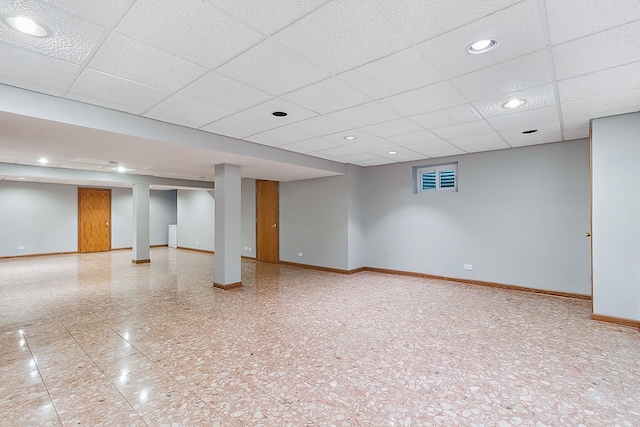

0,183,177,256
0,181,77,257
176,189,215,251
280,175,349,270
362,139,591,295
241,179,256,258
347,164,366,270
592,112,640,320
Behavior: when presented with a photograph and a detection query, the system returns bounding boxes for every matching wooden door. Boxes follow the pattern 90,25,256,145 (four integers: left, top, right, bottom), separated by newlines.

78,188,111,253
256,180,279,263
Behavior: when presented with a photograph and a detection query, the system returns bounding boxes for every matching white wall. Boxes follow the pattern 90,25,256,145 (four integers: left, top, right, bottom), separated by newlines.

241,179,256,258
363,140,591,295
592,112,640,321
347,164,366,270
176,189,215,251
0,181,77,257
280,175,349,270
0,183,177,256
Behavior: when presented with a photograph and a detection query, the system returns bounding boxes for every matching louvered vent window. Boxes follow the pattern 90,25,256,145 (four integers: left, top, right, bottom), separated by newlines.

416,163,457,193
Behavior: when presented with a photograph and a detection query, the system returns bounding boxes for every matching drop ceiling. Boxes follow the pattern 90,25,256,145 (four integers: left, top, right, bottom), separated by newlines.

0,0,638,183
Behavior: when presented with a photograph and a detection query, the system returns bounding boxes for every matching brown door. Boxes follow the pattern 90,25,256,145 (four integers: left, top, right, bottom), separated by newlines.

256,180,279,263
78,188,111,253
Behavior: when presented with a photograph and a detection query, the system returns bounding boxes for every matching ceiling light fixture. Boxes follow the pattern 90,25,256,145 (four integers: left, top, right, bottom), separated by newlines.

467,39,497,55
502,99,526,109
387,151,398,155
38,157,49,164
272,111,287,117
344,135,356,141
18,177,26,180
5,16,48,37
116,166,127,173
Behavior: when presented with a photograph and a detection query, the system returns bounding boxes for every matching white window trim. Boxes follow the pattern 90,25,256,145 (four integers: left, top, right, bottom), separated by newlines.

416,163,457,193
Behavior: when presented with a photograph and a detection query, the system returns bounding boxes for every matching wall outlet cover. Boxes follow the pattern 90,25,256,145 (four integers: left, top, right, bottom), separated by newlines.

464,264,473,270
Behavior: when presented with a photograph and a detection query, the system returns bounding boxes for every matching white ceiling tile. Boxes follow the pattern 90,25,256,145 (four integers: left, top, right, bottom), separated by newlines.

0,42,80,95
557,61,640,103
218,39,329,96
0,154,20,163
545,0,640,44
246,126,312,147
35,177,67,184
89,32,206,92
432,121,494,139
59,162,104,170
419,147,467,158
405,140,460,154
448,132,510,153
417,1,546,78
282,78,371,114
116,0,263,68
274,0,409,74
410,105,482,129
473,83,557,119
0,0,106,64
322,129,378,145
281,116,351,138
368,149,425,162
279,138,340,154
358,157,395,166
376,0,521,42
381,82,466,116
212,0,329,34
328,101,401,128
387,130,444,147
451,50,553,102
327,152,384,164
361,118,424,138
144,95,233,128
499,121,562,147
561,88,640,120
312,145,365,159
348,138,402,152
562,128,589,141
179,72,272,112
67,69,170,115
241,98,318,125
487,106,560,131
41,0,134,26
553,21,640,80
337,48,444,99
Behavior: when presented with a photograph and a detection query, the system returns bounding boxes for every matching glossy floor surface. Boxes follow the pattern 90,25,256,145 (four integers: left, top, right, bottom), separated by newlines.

1,249,639,426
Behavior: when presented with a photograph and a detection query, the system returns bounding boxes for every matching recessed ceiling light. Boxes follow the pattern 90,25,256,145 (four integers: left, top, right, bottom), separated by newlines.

18,177,26,180
522,129,538,134
38,157,49,164
116,166,127,173
344,135,357,141
387,151,398,155
502,99,526,109
272,111,287,117
5,16,48,37
467,39,497,55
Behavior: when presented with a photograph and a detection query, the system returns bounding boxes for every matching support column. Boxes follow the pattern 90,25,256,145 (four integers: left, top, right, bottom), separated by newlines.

214,164,242,289
132,183,150,264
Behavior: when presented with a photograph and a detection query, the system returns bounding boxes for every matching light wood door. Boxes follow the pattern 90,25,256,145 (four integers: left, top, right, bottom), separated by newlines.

256,180,279,263
78,188,111,253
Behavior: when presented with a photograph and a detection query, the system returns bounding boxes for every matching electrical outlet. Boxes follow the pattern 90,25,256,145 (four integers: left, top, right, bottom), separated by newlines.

196,241,199,245
18,245,25,250
464,264,473,270
248,248,252,251
298,252,303,257
244,246,248,251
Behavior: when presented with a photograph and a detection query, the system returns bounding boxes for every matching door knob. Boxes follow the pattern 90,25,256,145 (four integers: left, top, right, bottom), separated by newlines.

272,223,277,228
106,222,109,226
585,232,591,237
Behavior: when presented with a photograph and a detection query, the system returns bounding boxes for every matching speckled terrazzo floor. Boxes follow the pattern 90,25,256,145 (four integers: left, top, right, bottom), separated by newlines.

1,248,639,426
